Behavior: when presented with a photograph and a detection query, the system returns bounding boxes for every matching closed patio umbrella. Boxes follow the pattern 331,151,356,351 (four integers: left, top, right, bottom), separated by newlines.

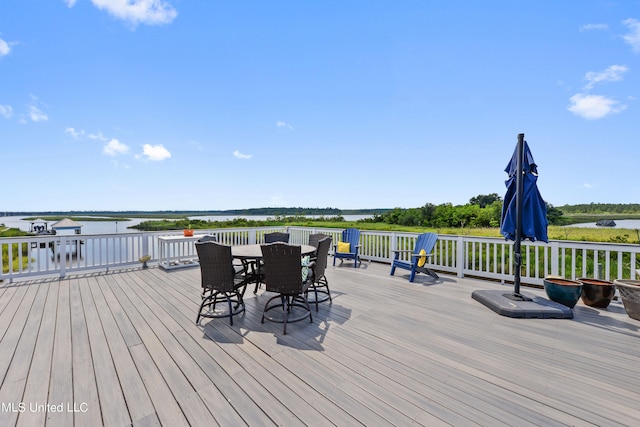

500,133,548,299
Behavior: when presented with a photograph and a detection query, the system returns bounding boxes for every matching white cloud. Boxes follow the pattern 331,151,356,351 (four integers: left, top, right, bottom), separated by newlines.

63,0,78,7
0,104,12,119
276,120,293,130
139,143,171,161
233,150,252,159
29,106,48,122
88,131,107,141
28,97,48,122
65,127,109,141
65,127,85,139
0,38,11,57
583,182,596,189
91,0,177,26
584,65,629,90
579,23,608,32
103,138,130,156
567,93,626,120
622,18,640,53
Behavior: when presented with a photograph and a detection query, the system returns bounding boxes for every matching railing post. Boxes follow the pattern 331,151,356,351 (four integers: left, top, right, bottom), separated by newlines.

248,229,256,244
389,233,397,263
457,236,464,278
550,241,559,277
59,236,66,279
142,235,149,258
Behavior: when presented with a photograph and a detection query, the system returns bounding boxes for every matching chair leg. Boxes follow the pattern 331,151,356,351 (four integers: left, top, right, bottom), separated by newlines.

306,277,331,312
282,296,288,335
196,292,213,324
390,263,396,276
409,267,416,282
196,299,205,324
252,268,261,294
227,297,234,326
197,291,244,325
303,294,313,322
234,282,247,309
325,281,332,304
312,286,319,311
261,293,312,334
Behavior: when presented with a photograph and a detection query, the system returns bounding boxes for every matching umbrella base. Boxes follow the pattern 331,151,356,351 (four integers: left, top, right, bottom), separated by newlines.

472,289,573,319
502,292,533,301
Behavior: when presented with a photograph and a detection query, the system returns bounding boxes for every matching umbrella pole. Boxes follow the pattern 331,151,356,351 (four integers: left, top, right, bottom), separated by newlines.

513,133,524,297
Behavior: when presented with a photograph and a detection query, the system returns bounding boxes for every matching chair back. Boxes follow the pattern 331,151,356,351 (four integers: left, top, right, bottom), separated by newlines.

260,243,304,294
308,233,330,249
414,233,438,256
195,242,236,292
341,228,360,248
313,237,332,280
264,232,290,243
198,235,217,243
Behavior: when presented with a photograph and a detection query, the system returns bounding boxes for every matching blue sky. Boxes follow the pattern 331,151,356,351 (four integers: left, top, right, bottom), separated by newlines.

2,0,640,212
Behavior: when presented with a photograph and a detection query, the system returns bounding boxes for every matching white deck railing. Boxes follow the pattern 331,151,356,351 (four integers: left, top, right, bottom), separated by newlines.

2,226,640,284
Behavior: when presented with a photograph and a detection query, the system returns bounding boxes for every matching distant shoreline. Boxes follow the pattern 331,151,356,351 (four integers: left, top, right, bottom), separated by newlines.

1,208,391,219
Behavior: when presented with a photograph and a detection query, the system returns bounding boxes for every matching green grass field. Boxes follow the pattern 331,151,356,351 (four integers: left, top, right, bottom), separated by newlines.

131,218,640,244
6,216,640,244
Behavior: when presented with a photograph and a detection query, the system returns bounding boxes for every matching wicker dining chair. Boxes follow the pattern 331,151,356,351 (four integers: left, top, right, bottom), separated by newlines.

195,241,248,326
198,234,248,278
307,236,332,311
252,232,290,294
260,243,313,334
308,233,330,251
264,232,290,243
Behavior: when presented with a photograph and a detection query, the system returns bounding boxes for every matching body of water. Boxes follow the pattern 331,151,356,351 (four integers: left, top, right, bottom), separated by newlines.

1,215,372,235
567,219,640,229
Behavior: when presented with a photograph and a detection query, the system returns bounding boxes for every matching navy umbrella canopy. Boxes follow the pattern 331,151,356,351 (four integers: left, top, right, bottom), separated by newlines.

500,134,548,298
500,138,548,243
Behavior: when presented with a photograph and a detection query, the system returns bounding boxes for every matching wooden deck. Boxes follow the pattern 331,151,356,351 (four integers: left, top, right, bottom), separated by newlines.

1,260,639,426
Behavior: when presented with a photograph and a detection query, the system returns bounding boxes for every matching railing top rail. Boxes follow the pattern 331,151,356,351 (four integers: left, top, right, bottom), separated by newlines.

5,227,640,247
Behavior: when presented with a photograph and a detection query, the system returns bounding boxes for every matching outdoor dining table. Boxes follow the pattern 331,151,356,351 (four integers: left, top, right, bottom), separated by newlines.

231,243,316,261
231,243,317,293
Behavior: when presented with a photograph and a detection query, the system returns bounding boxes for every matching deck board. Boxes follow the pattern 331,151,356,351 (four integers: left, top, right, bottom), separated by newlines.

17,281,56,427
70,278,102,427
79,276,131,426
1,260,639,426
47,280,74,427
88,276,160,426
0,282,47,427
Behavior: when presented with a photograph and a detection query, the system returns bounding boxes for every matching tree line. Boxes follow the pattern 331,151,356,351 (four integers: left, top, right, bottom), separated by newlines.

558,203,640,214
362,194,566,227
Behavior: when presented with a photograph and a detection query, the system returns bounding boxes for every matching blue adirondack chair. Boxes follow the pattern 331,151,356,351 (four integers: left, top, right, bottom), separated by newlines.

390,233,439,282
333,228,361,268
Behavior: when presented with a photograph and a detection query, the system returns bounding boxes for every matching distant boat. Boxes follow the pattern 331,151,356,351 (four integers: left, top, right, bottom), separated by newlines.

596,219,616,227
29,218,56,235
